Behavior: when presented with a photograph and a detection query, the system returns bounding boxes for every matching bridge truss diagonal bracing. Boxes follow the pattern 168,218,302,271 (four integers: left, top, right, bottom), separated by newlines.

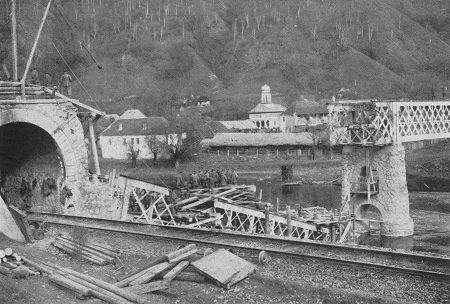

328,100,450,146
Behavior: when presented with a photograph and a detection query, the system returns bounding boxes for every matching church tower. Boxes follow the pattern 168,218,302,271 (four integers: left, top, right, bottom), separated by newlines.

261,84,271,104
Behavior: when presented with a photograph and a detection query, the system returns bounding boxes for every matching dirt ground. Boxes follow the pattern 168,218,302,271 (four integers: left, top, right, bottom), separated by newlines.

0,229,436,304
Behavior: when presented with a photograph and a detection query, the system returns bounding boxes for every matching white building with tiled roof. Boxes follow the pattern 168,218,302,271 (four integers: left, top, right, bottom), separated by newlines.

99,110,184,160
248,85,290,132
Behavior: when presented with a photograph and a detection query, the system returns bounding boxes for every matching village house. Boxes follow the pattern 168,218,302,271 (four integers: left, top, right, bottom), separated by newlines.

99,109,183,160
248,85,291,132
286,98,329,132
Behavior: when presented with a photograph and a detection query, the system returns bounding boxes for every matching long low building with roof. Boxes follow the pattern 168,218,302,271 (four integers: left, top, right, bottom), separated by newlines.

203,132,314,156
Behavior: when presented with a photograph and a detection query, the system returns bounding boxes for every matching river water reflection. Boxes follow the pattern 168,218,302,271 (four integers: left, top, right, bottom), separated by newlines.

242,178,449,255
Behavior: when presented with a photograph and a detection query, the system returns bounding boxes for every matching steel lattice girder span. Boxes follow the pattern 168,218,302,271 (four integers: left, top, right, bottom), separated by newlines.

328,100,450,146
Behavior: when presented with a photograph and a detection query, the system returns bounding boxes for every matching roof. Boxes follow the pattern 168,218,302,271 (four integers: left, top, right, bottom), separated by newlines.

219,120,258,130
120,109,147,119
248,103,286,114
205,132,313,147
100,117,174,136
200,121,230,138
286,100,328,116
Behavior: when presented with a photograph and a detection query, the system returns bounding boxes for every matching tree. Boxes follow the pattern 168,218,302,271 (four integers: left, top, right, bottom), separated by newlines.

168,131,203,168
126,142,140,168
146,135,167,162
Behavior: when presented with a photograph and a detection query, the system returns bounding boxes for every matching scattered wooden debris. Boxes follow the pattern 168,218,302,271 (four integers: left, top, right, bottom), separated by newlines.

0,248,38,278
117,244,256,292
51,235,121,266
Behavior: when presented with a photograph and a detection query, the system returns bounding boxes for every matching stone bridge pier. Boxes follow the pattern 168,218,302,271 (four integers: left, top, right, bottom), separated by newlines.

341,144,414,237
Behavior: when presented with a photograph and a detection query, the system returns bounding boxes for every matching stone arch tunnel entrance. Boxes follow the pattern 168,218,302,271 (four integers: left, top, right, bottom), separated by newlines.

0,122,65,212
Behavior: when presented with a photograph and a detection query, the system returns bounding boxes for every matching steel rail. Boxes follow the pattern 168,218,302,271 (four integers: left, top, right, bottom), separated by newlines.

28,211,450,262
28,212,450,280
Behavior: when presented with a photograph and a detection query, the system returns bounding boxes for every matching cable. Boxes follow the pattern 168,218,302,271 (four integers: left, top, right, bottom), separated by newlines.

50,40,96,103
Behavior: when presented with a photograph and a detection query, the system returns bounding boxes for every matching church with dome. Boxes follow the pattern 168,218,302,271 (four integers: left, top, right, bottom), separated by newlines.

248,85,291,132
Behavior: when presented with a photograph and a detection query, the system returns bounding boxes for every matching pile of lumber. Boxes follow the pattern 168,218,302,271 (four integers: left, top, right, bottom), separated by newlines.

18,244,256,303
0,247,39,278
115,244,200,293
52,235,121,266
22,257,153,304
171,185,258,226
116,244,256,291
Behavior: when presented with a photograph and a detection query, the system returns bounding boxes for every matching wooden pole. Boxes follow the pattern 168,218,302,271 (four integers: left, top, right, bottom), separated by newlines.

2,64,10,80
21,0,53,97
11,0,18,81
286,205,292,237
54,265,148,304
264,204,271,234
89,116,101,180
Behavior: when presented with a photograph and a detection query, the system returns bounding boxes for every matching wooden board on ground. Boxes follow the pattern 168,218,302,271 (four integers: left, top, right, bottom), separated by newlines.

191,249,256,289
8,206,33,242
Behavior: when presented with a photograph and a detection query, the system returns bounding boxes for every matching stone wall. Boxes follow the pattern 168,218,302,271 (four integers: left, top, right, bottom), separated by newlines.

67,181,124,220
341,144,414,236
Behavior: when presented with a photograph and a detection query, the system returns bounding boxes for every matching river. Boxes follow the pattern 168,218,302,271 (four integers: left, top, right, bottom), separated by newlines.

243,178,450,256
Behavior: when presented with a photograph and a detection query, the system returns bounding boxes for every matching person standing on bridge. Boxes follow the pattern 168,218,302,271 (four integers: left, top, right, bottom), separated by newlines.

30,67,39,85
43,72,53,87
59,70,73,96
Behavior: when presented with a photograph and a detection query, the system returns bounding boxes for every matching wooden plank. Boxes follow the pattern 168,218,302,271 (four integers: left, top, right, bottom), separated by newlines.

174,196,199,207
162,261,190,282
8,205,32,242
167,249,198,264
55,237,116,262
129,262,174,286
115,256,166,287
42,87,105,116
338,221,352,243
49,273,91,298
180,196,214,211
123,280,169,294
0,265,11,275
55,266,148,304
165,244,196,261
191,249,256,289
118,175,169,195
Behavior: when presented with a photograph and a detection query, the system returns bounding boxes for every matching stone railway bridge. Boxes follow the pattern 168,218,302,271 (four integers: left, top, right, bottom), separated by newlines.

1,87,450,241
329,100,450,236
0,81,115,241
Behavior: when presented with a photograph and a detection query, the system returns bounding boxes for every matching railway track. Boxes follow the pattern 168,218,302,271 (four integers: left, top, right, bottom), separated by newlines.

28,211,450,280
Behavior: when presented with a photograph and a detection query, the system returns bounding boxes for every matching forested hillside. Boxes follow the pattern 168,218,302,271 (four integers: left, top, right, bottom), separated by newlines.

1,0,449,119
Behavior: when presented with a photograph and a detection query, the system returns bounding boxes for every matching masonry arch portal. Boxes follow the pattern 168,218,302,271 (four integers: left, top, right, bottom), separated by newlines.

0,108,87,212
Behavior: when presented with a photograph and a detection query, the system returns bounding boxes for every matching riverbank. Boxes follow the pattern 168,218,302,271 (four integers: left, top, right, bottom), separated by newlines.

99,139,450,191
